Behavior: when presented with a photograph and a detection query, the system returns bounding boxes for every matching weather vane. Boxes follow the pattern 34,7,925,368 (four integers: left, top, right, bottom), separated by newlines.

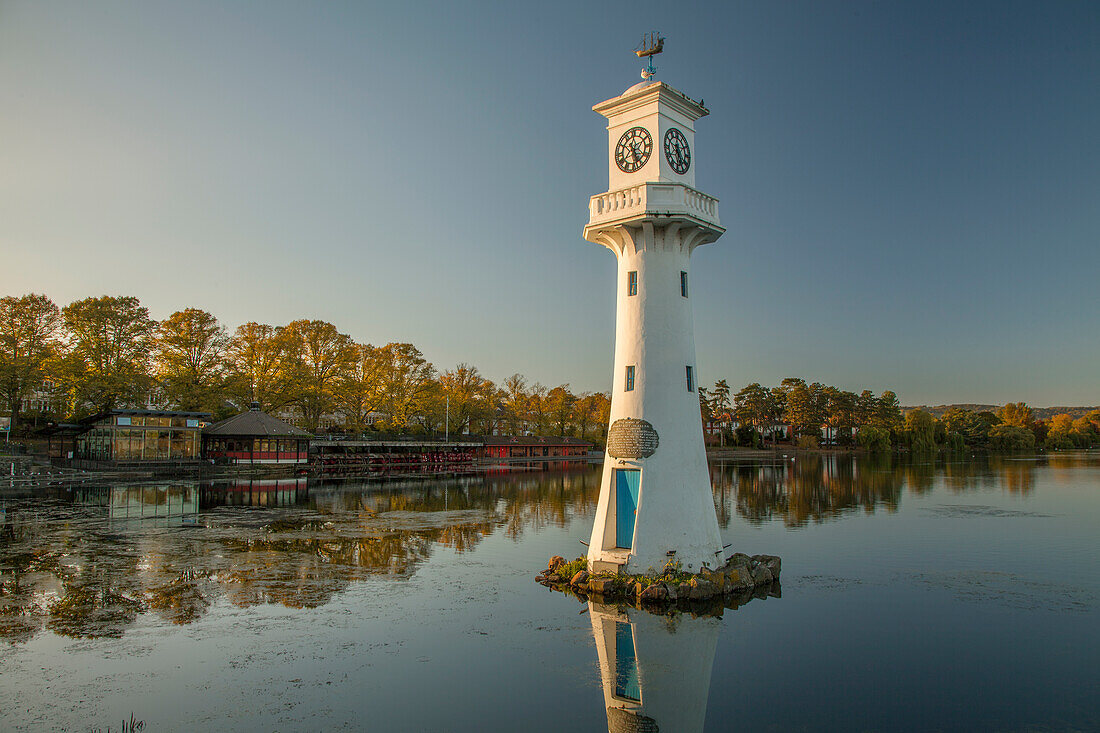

635,31,664,80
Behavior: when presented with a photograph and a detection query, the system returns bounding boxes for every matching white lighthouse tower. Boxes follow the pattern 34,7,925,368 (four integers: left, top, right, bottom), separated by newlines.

586,48,725,575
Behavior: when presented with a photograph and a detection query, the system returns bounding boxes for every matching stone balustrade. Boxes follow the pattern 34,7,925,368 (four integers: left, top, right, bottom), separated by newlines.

587,182,720,228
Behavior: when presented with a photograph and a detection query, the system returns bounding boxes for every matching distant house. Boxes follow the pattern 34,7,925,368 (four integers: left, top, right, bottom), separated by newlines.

203,403,312,464
481,435,591,459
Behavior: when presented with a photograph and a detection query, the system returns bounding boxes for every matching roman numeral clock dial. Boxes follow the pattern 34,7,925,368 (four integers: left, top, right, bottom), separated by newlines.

615,127,652,173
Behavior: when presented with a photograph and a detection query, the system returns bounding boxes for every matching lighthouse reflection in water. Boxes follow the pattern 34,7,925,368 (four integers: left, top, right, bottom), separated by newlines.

588,601,720,733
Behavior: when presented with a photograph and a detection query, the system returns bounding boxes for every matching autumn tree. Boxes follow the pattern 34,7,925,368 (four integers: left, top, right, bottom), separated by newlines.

545,385,576,437
502,373,529,434
376,343,435,429
0,294,63,430
336,343,386,432
225,323,294,412
153,308,228,412
998,402,1033,429
283,320,357,432
61,296,156,414
438,364,494,435
527,383,551,435
734,382,776,445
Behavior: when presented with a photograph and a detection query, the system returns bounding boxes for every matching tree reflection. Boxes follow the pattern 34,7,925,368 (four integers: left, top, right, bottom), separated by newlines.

715,454,905,527
0,465,603,642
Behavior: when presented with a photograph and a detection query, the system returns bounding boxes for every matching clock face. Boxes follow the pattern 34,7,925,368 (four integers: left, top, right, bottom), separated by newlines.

615,127,652,173
664,128,691,174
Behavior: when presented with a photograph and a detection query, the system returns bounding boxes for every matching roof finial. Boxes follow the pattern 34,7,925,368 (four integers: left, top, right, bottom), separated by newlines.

634,31,664,80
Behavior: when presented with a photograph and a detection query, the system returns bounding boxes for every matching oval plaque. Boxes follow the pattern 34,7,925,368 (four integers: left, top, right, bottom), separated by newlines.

607,418,659,459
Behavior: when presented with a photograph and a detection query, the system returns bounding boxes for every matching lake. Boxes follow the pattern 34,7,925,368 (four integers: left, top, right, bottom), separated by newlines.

1,452,1097,731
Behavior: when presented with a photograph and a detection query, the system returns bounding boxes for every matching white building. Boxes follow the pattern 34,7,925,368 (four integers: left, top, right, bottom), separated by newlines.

584,77,726,574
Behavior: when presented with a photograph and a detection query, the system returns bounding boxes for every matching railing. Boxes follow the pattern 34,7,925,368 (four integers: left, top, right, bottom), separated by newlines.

588,183,719,224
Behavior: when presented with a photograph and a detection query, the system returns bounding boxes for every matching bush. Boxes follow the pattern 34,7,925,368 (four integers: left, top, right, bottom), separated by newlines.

795,435,819,450
734,425,760,447
556,557,587,579
988,425,1036,452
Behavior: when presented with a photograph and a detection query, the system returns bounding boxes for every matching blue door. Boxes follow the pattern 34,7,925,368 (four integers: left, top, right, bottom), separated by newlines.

614,621,641,701
615,469,640,549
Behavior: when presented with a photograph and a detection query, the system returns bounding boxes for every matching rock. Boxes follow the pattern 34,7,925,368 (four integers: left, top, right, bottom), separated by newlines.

546,573,562,583
729,553,753,569
570,570,589,587
665,583,678,600
753,554,782,577
589,578,613,595
725,566,754,591
547,555,565,572
750,563,773,586
678,582,692,599
639,583,668,602
689,578,716,600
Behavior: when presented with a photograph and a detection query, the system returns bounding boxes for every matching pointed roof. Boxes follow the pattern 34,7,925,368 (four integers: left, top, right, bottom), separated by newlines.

204,404,311,438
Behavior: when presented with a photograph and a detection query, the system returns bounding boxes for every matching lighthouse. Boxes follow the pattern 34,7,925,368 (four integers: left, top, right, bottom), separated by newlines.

585,58,725,574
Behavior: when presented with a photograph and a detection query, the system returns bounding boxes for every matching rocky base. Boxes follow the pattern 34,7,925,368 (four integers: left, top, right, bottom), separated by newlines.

535,553,782,616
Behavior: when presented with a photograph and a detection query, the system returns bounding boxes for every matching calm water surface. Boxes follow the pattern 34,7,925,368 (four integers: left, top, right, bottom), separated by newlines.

1,453,1098,732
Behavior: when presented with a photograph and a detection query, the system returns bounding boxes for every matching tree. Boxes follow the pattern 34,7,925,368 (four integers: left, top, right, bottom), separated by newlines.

61,295,156,414
153,308,228,412
545,385,576,437
734,383,775,446
336,343,386,433
710,379,732,445
854,390,877,428
282,320,357,432
1046,414,1076,449
873,390,903,431
527,383,551,435
904,409,937,452
0,294,62,431
785,382,817,439
438,364,493,435
225,323,294,412
998,402,1033,428
502,373,529,434
573,391,606,442
375,343,435,429
989,424,1035,452
857,425,891,451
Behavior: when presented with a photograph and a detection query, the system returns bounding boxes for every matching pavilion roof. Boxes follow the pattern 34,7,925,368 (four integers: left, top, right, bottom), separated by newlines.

204,408,311,439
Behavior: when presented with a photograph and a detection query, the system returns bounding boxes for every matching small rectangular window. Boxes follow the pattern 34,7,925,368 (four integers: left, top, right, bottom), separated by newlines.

116,416,132,426
625,365,635,392
686,365,695,392
681,271,689,297
627,271,638,296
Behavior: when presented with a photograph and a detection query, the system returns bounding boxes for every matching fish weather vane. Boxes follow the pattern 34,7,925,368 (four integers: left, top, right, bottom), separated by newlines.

635,31,664,79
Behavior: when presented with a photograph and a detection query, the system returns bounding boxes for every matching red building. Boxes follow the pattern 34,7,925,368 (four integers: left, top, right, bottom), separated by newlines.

481,435,591,460
203,403,311,464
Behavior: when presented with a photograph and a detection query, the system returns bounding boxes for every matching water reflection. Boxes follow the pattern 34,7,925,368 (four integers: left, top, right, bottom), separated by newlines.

1,453,1093,643
589,601,719,733
710,452,1072,527
0,467,600,642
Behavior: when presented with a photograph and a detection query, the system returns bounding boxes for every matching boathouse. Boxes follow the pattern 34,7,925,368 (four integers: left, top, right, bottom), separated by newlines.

65,409,210,463
203,403,311,464
481,435,592,460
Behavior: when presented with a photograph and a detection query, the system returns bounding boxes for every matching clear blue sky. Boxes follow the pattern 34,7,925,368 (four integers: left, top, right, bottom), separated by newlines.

1,1,1097,406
